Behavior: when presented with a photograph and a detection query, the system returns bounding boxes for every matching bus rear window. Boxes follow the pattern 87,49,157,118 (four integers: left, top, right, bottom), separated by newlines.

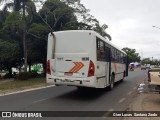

55,33,91,53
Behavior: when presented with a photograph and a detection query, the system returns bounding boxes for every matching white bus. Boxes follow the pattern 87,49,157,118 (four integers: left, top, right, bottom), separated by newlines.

46,30,128,89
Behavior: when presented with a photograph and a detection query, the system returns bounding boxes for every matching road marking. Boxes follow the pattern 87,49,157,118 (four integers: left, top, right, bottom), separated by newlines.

118,98,125,103
108,108,114,111
128,91,132,95
102,108,114,118
0,85,55,97
33,97,50,104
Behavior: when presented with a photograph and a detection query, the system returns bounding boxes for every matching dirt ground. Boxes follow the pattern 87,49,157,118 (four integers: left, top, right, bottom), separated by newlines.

123,93,160,120
0,79,14,84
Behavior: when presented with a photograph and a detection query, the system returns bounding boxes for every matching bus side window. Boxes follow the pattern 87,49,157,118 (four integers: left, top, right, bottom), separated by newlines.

105,44,111,62
115,49,117,62
97,49,101,60
121,53,125,63
123,54,126,63
111,47,115,61
96,37,105,61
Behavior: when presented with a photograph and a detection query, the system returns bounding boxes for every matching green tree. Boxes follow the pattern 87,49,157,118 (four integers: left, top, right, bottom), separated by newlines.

0,10,9,40
122,47,140,64
2,11,26,72
153,59,160,65
93,23,112,40
1,0,35,71
38,0,78,31
0,11,8,29
27,23,50,72
0,0,37,72
141,58,150,65
141,58,160,65
0,39,19,75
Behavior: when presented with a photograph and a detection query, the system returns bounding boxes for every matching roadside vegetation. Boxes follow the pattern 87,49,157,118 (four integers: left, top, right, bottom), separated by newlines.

0,77,46,91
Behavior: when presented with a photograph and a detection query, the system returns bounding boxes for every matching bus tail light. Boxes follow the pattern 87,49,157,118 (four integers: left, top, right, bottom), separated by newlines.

47,60,51,75
88,60,95,77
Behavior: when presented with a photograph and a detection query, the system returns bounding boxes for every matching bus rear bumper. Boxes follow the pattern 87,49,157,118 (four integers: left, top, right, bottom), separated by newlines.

46,76,97,88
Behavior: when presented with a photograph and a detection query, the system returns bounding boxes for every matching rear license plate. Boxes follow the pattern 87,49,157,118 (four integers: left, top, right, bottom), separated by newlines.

64,72,73,76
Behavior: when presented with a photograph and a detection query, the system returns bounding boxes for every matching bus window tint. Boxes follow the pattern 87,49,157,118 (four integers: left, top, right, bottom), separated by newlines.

96,37,105,61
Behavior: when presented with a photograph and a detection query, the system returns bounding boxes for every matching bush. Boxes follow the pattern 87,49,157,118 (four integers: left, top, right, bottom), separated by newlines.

14,71,39,80
2,73,13,79
40,72,46,77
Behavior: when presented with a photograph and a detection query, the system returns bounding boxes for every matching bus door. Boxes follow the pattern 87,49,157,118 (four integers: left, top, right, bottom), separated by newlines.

105,45,111,85
125,56,128,76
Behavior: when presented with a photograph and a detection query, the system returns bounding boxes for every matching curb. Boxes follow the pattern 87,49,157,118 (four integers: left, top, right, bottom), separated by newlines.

0,85,55,97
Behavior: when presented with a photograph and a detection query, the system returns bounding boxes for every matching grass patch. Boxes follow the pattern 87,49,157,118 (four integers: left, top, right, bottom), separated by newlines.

0,78,46,91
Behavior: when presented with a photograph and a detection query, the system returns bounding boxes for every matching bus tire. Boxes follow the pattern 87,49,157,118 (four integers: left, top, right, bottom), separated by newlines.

109,74,115,90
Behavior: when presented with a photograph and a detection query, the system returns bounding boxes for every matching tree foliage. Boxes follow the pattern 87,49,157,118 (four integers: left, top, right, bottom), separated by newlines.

141,58,160,65
0,0,112,75
93,23,112,40
27,23,50,67
0,10,9,39
38,0,78,31
0,39,19,74
3,11,23,32
122,47,141,64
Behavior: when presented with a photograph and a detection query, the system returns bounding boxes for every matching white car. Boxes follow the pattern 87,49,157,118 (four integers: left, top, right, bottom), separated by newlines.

148,68,160,92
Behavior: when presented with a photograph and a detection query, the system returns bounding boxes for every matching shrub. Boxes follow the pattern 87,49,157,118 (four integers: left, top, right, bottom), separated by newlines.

40,72,46,77
14,71,39,80
2,73,13,79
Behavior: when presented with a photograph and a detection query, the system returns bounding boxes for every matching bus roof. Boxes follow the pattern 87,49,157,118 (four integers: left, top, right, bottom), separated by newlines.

52,30,126,55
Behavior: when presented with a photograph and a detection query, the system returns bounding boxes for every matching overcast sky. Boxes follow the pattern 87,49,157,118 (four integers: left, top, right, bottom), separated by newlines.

81,0,160,60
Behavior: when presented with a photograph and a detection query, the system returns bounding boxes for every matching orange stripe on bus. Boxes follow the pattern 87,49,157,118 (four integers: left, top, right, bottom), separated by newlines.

69,62,77,73
69,62,84,73
73,62,84,73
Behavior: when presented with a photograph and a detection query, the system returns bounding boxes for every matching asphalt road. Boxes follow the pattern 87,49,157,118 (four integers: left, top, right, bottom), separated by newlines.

0,69,148,120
